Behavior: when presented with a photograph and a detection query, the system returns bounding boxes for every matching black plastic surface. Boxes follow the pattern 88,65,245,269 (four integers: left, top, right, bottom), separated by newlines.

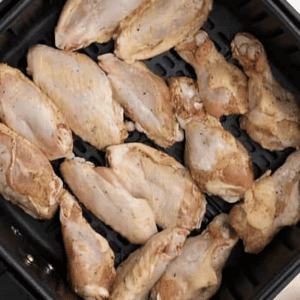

0,0,300,299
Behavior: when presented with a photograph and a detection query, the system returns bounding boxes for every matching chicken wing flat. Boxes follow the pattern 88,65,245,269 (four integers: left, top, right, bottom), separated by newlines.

0,64,73,161
0,123,62,219
230,150,300,253
60,157,157,244
98,53,182,148
55,0,147,51
106,143,207,231
169,77,254,202
231,32,300,150
110,228,189,300
60,190,116,300
27,45,127,151
176,30,249,118
150,214,238,300
115,0,213,63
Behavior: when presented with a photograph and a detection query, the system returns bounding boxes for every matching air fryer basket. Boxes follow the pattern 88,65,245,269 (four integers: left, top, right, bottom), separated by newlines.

0,0,300,299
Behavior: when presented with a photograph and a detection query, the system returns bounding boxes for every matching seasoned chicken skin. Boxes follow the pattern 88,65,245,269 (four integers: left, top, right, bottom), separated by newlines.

176,30,249,118
60,190,116,300
106,143,206,231
60,157,157,244
0,123,62,219
98,54,182,148
231,32,300,150
55,0,148,51
150,214,238,300
110,228,189,300
230,150,300,253
169,77,254,202
27,45,127,151
0,64,73,161
115,0,213,63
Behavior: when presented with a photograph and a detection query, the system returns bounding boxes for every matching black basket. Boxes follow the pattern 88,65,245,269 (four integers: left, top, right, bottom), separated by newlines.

0,0,300,299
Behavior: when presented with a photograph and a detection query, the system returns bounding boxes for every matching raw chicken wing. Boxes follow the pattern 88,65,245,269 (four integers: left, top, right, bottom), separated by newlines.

230,150,300,253
98,53,182,148
169,77,254,202
60,157,157,244
27,45,127,151
106,143,207,231
0,123,62,219
115,0,213,63
110,228,189,300
55,0,148,51
176,30,249,118
231,32,300,150
0,64,73,161
150,214,238,300
60,190,116,300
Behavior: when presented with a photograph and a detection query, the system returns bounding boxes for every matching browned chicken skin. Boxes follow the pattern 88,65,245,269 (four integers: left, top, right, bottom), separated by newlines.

231,32,300,150
176,30,249,118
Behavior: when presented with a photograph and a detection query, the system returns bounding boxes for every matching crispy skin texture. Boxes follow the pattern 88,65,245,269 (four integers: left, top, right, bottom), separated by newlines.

60,157,157,244
0,123,62,219
55,0,148,51
27,45,127,151
230,151,300,253
168,77,254,202
176,30,249,118
150,214,238,300
231,32,300,150
0,64,73,161
60,190,116,300
98,54,180,148
115,0,213,63
110,228,189,300
106,143,207,231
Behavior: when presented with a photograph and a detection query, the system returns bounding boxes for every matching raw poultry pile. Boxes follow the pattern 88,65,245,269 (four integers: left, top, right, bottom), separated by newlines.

0,0,300,299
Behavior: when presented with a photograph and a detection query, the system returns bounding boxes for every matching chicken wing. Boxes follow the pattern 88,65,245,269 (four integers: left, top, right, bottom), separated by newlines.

176,30,249,118
231,32,300,150
115,0,213,63
110,228,189,300
55,0,148,51
230,150,300,253
98,53,182,148
60,190,116,300
168,77,254,202
106,143,206,231
0,123,62,219
60,157,157,244
150,214,238,300
0,64,73,161
27,45,127,151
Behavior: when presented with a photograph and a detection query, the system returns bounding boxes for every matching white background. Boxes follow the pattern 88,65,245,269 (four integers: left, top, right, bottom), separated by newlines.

287,0,300,13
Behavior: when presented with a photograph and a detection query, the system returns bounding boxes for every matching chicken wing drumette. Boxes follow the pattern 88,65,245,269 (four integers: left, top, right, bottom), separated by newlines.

176,30,249,118
168,77,254,203
231,32,300,150
230,150,300,253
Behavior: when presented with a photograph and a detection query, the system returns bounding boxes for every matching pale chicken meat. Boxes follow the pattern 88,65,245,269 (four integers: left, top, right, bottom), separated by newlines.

0,64,73,161
110,228,189,300
55,0,148,51
231,32,300,150
169,77,254,202
176,30,249,118
60,157,157,244
150,214,238,300
60,190,116,300
230,150,300,253
27,45,127,151
0,123,63,219
98,53,182,148
106,143,207,231
115,0,213,63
